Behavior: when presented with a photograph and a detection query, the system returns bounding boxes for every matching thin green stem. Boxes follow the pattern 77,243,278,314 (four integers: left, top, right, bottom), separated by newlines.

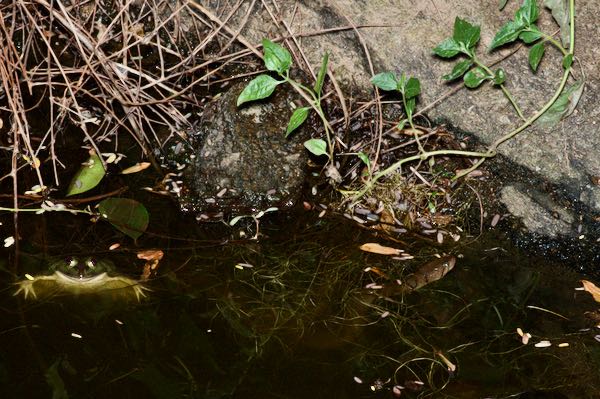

473,58,525,121
539,32,568,56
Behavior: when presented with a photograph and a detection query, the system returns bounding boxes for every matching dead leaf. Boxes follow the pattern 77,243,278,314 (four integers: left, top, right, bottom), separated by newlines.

581,280,600,303
137,249,164,280
121,162,151,174
360,243,403,256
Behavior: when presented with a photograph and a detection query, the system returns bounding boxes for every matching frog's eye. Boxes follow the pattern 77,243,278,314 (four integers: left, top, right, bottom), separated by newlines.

86,258,97,269
66,257,78,268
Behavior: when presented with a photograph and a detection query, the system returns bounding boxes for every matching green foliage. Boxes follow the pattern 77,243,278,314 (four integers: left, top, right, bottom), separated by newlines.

544,0,570,47
237,75,282,106
528,42,545,71
262,39,292,74
66,151,105,196
286,107,310,137
464,67,491,88
237,39,334,161
537,79,583,127
443,60,473,81
98,198,149,240
371,71,421,128
304,138,327,157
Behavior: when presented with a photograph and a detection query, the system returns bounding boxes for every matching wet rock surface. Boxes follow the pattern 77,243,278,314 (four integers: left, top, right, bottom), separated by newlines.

199,0,600,252
178,80,311,219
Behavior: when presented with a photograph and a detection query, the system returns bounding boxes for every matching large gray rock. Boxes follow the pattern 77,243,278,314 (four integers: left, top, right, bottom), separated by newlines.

199,0,599,249
178,81,310,219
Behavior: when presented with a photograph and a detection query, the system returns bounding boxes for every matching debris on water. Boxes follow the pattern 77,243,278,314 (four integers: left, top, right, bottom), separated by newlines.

534,340,552,348
491,214,501,227
360,242,403,255
353,376,363,384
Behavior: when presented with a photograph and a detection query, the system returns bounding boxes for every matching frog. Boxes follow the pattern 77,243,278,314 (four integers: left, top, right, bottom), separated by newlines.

14,256,149,301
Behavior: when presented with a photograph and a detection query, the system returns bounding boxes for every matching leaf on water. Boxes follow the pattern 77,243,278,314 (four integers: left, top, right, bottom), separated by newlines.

286,107,310,137
98,198,149,240
262,39,292,74
581,280,600,303
536,79,584,127
463,66,491,88
359,243,403,256
443,59,473,81
66,150,105,196
490,20,525,50
121,162,151,174
544,0,570,47
432,37,462,58
452,17,480,49
303,138,328,157
370,72,398,91
313,52,329,95
237,74,282,106
528,42,545,71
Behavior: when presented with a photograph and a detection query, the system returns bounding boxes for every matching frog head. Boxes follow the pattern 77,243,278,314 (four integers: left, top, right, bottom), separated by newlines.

50,257,114,279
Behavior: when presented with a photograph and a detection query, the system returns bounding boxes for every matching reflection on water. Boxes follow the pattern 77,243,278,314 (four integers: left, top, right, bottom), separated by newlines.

1,214,600,398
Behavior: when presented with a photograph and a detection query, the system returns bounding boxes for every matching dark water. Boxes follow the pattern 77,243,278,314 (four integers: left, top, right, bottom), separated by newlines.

1,209,600,399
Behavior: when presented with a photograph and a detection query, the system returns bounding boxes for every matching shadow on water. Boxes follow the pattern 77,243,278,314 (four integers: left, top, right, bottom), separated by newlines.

1,209,600,399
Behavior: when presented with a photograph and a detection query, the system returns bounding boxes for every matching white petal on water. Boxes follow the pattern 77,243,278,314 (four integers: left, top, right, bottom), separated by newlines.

534,340,552,348
4,236,14,247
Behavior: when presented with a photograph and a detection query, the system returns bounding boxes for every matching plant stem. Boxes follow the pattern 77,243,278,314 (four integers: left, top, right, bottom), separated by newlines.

474,58,525,121
539,32,568,56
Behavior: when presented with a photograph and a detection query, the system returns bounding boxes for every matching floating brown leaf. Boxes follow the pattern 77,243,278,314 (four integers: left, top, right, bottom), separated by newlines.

581,280,600,303
359,243,403,256
121,162,151,174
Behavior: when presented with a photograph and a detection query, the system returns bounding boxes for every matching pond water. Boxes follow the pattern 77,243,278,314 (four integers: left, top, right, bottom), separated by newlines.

1,208,600,399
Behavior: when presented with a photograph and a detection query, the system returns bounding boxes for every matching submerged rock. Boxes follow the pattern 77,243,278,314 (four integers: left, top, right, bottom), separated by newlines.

178,80,311,220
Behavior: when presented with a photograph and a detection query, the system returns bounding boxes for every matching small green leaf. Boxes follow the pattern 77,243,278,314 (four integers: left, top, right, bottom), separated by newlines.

515,0,539,26
519,26,543,43
493,68,506,85
537,79,584,127
357,152,370,169
443,60,473,81
528,42,545,71
303,138,328,157
237,75,282,106
98,198,149,240
463,67,491,88
453,17,481,49
262,39,292,74
371,72,398,91
66,151,105,196
313,52,329,95
404,77,421,99
286,107,310,137
490,20,525,50
433,38,462,58
544,0,570,47
562,53,573,69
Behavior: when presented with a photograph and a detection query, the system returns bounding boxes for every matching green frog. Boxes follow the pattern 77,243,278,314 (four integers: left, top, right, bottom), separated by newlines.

14,256,149,301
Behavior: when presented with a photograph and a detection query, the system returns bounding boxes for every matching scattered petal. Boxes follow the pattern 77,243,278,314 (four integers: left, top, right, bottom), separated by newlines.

109,243,120,250
121,162,151,174
581,280,600,303
71,333,82,339
534,340,552,348
4,236,15,247
360,243,403,256
558,342,569,347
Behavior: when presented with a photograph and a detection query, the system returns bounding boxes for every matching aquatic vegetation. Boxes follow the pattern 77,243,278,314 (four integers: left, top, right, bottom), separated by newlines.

14,257,149,301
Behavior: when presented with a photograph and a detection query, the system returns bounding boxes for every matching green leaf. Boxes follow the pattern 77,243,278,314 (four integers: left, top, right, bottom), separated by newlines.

313,52,329,95
237,75,282,106
493,68,506,85
262,39,292,74
528,42,545,71
519,26,543,43
66,151,105,196
404,77,421,99
371,72,398,91
453,17,481,49
433,38,462,58
443,60,473,81
357,152,370,169
98,198,149,240
537,79,584,127
562,53,573,69
463,67,491,88
490,20,525,50
286,107,310,137
303,138,328,157
515,0,539,26
544,0,570,47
